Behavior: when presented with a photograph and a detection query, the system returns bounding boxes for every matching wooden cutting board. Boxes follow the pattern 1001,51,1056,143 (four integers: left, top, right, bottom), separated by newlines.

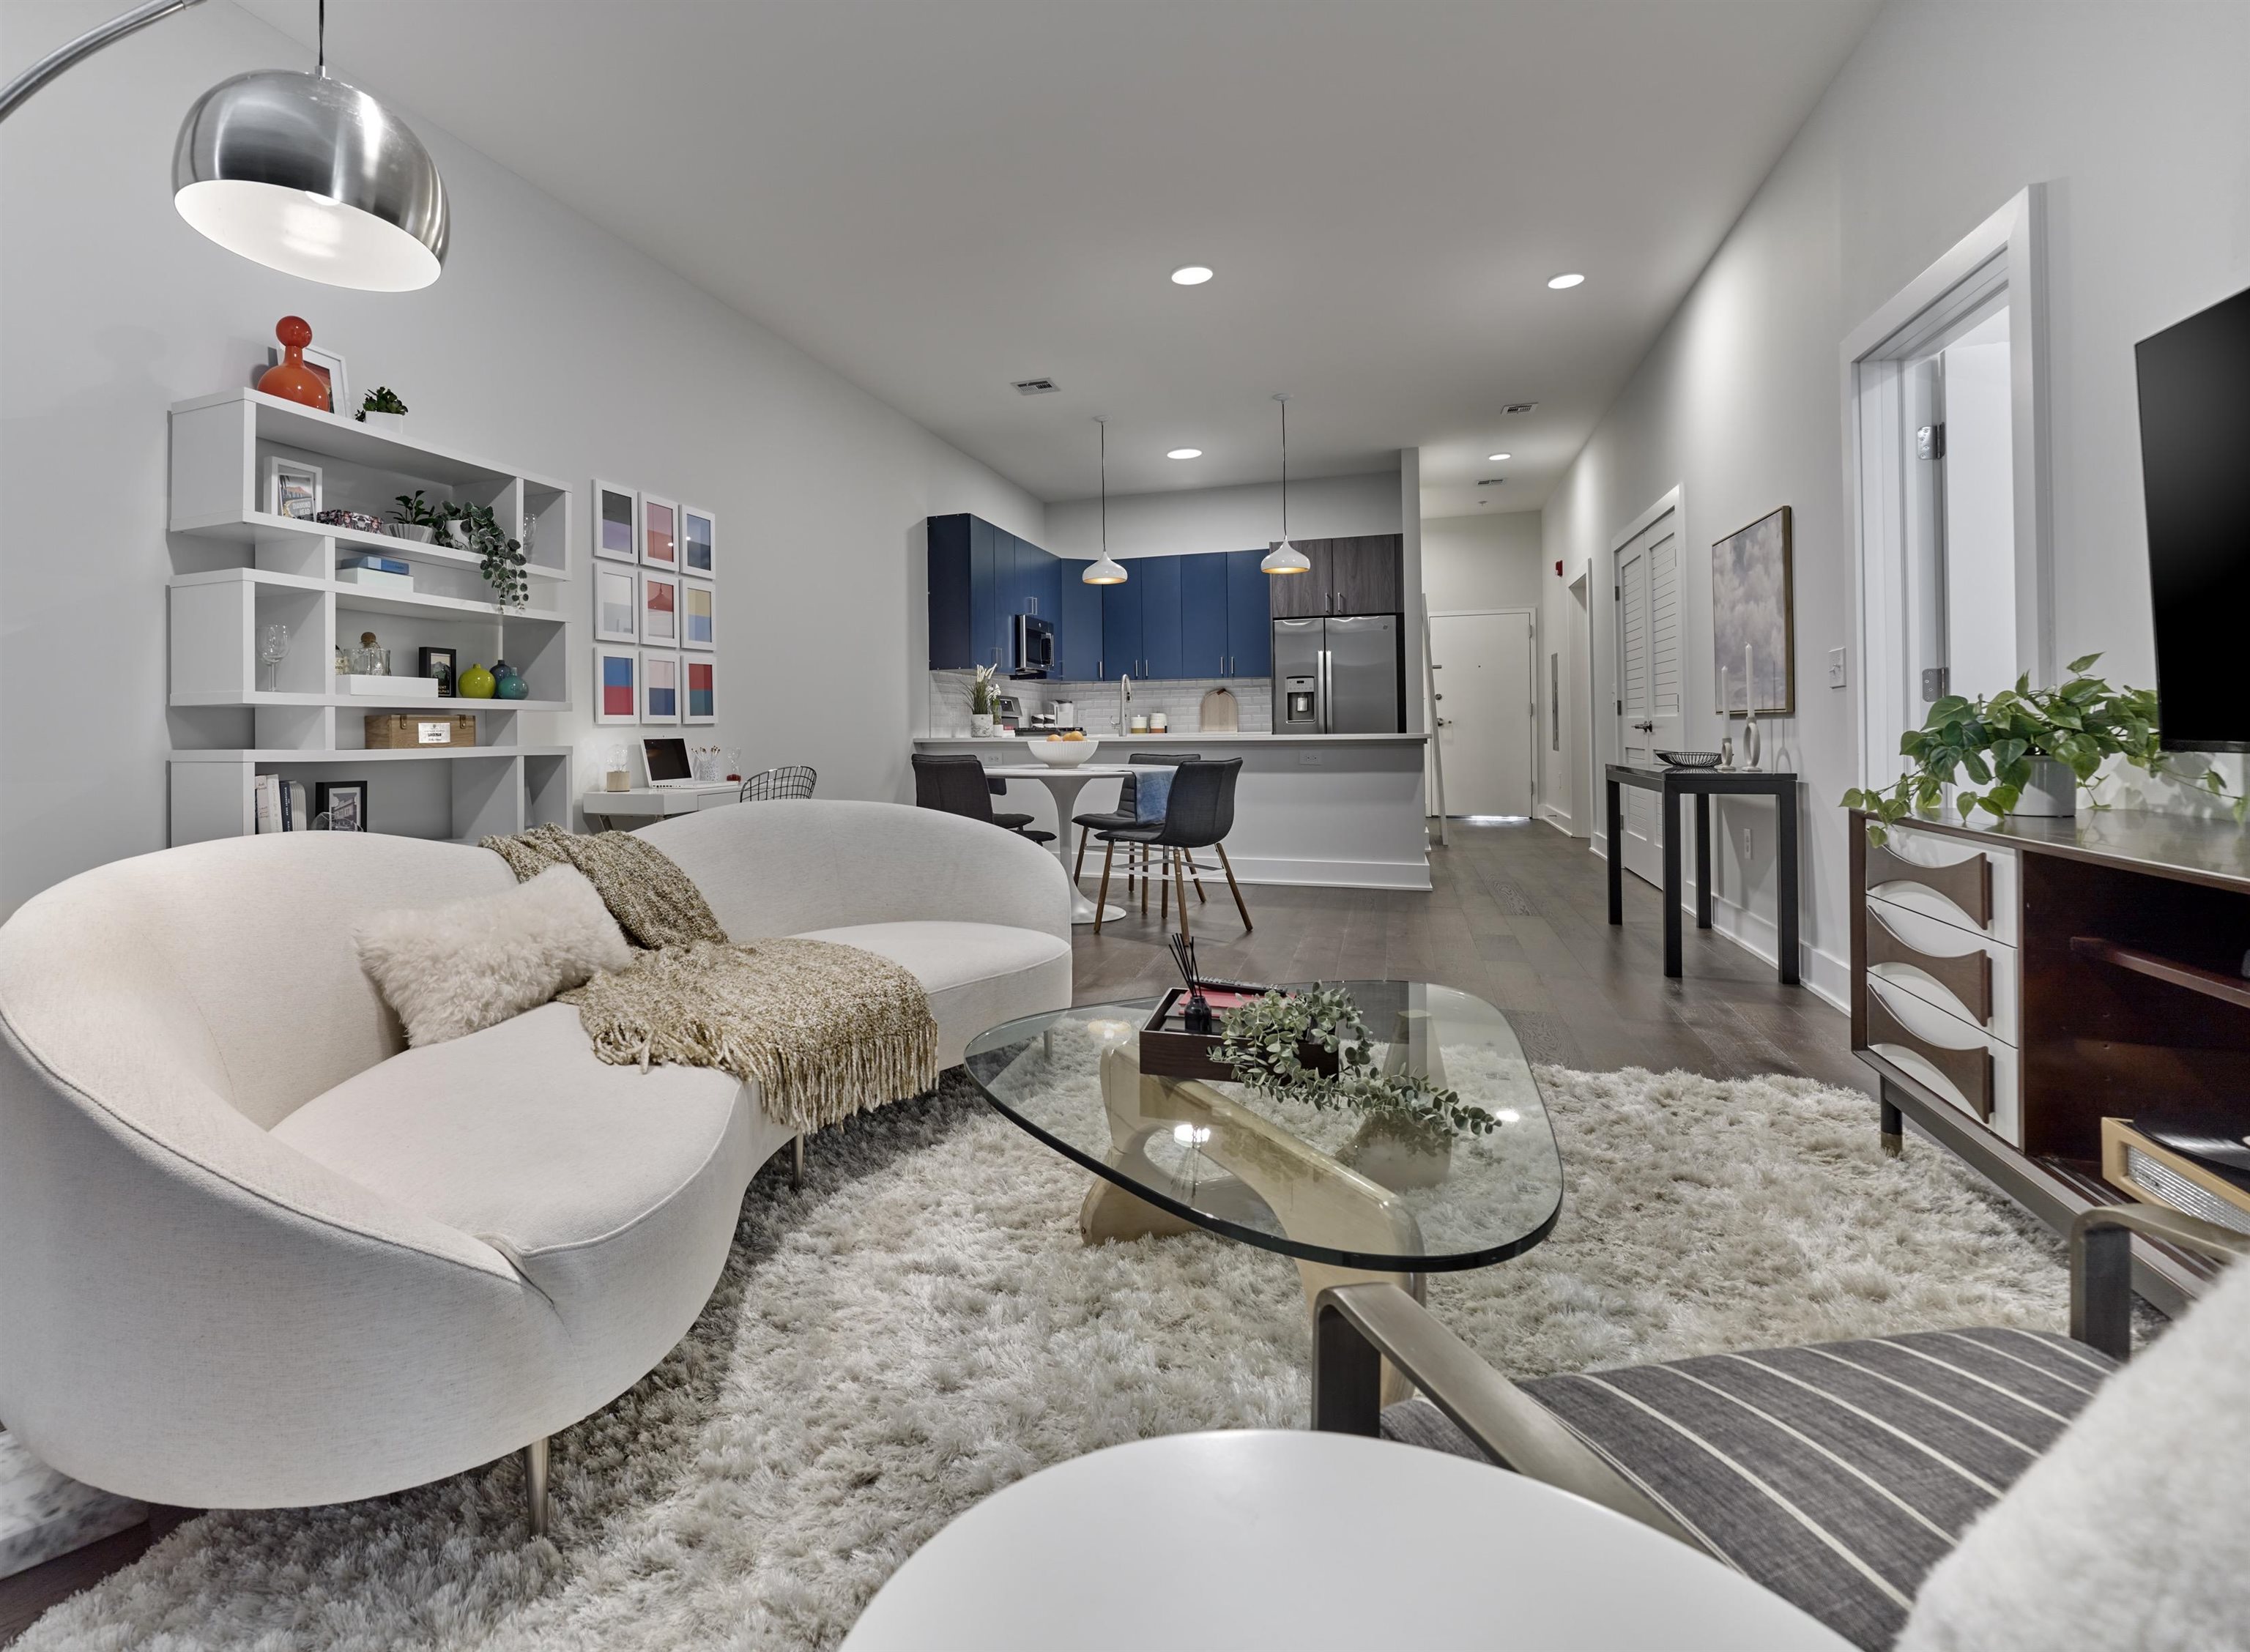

1199,686,1239,732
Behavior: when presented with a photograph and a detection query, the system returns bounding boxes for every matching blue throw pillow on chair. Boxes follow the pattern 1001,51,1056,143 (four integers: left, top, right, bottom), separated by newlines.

1134,768,1172,824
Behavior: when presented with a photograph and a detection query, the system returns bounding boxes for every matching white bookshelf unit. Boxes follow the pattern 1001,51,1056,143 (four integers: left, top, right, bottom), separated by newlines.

168,389,574,844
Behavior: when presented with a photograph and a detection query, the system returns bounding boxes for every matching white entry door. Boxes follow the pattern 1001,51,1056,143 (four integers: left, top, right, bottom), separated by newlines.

1430,610,1535,816
1614,504,1682,888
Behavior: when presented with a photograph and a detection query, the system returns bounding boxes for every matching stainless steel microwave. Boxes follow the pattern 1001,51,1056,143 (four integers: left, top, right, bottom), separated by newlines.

1011,613,1055,678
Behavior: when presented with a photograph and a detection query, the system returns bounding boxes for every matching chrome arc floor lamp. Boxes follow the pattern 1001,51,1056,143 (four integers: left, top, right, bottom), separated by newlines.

0,0,449,291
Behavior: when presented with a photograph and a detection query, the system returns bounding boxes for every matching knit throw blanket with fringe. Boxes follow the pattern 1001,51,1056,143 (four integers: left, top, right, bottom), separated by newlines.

481,825,938,1132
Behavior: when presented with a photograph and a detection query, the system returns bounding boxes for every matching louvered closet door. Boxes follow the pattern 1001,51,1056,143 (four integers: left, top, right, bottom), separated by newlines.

1614,508,1682,889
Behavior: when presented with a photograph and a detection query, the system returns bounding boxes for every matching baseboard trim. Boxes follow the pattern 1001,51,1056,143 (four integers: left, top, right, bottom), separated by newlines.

1218,853,1433,892
1690,888,1850,1013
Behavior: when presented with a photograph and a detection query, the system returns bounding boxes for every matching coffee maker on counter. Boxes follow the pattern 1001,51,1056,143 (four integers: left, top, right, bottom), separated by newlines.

992,693,1024,732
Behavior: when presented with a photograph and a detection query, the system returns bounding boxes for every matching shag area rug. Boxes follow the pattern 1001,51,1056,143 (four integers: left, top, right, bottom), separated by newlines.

23,1066,2081,1651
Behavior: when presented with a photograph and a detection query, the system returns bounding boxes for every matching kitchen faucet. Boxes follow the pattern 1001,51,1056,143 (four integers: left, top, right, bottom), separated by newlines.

1119,672,1132,734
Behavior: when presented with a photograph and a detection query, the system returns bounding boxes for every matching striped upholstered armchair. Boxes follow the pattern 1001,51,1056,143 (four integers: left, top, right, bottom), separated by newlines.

1315,1202,2250,1651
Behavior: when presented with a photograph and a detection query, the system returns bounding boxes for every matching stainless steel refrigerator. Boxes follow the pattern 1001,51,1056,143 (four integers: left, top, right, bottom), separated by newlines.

1272,614,1402,733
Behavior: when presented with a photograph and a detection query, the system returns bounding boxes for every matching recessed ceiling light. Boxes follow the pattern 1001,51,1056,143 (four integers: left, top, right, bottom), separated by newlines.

1170,265,1214,286
1547,272,1585,290
1167,447,1203,459
1486,453,1512,462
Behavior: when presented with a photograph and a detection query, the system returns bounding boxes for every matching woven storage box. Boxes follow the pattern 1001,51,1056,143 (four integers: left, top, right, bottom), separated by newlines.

364,712,477,749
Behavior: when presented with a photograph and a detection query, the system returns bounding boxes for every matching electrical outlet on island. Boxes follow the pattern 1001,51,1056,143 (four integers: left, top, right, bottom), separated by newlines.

1740,826,1753,860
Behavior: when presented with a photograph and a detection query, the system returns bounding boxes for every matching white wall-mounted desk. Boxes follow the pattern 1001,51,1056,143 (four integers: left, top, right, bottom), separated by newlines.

581,785,738,829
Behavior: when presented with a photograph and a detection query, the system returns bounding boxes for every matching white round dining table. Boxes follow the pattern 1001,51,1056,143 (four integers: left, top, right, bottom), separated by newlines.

982,762,1140,925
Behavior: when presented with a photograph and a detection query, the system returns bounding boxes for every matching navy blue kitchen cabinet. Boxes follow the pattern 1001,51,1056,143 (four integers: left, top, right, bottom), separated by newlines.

1137,555,1184,678
1180,554,1229,677
927,515,974,669
1226,548,1271,678
1058,560,1102,677
1102,576,1142,680
970,517,1002,669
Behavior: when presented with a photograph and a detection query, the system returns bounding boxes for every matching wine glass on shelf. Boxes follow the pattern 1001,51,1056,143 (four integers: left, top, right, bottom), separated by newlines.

258,623,292,693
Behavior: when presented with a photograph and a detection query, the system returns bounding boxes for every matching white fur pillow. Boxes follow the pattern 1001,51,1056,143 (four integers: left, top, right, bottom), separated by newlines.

1896,1250,2250,1651
357,866,633,1047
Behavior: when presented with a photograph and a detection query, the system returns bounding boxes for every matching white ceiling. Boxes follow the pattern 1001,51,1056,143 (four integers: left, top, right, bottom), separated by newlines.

244,0,1879,516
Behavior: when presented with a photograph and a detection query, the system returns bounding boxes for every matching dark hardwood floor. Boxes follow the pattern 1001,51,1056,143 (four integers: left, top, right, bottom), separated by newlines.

1072,819,1871,1095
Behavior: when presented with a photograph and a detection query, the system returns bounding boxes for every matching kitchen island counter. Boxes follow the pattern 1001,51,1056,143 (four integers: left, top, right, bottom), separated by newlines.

912,732,1429,890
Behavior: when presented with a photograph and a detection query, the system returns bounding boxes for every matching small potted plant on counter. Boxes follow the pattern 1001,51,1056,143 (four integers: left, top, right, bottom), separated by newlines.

389,488,442,543
356,386,409,433
1842,653,2246,842
970,663,998,737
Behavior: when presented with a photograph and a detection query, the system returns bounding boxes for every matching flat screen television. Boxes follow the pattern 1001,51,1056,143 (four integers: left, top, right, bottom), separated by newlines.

2137,282,2250,751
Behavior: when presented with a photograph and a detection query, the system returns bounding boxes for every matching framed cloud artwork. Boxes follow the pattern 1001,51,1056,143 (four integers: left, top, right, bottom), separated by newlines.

682,505,715,578
593,481,638,564
684,657,715,725
594,644,639,726
640,569,679,644
682,580,715,650
642,495,679,569
640,650,680,724
1712,506,1794,716
595,565,639,644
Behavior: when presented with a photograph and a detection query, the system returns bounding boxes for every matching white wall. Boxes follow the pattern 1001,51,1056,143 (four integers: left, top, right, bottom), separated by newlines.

1422,511,1546,613
0,1,1042,914
1541,0,2250,1007
1044,472,1399,559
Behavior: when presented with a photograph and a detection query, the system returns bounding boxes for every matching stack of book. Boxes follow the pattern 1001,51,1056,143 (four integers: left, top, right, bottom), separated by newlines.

253,775,311,832
337,554,414,592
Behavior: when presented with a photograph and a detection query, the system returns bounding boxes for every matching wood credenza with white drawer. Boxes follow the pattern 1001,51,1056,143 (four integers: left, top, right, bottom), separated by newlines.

1850,808,2250,1316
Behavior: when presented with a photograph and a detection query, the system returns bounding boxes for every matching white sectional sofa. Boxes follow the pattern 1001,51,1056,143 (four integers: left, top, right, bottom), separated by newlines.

0,801,1069,1519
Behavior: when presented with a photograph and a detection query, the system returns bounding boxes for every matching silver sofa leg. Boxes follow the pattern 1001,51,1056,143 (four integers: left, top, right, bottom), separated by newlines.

525,1436,551,1536
792,1132,806,1188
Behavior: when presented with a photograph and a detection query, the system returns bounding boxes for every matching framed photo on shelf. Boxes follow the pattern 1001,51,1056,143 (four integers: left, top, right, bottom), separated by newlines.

265,455,322,520
682,579,715,649
684,656,716,724
417,645,458,697
313,780,367,831
265,343,347,415
639,569,679,644
594,644,639,726
593,480,638,564
640,650,681,724
641,495,679,568
594,565,639,643
682,505,715,578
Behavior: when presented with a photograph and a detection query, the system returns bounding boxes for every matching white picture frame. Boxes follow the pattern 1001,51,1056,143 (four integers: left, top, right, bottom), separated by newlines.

594,565,639,644
681,578,716,650
683,655,715,725
593,480,639,564
593,644,639,726
265,343,348,417
639,568,680,644
640,494,680,570
639,649,681,725
265,455,322,520
682,505,716,579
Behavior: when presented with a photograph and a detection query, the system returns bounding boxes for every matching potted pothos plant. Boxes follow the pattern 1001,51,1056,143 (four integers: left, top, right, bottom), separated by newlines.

969,663,999,736
1841,653,2242,843
435,499,528,611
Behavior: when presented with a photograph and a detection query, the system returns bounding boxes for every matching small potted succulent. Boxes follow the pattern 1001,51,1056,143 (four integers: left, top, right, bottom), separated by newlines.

969,663,998,737
356,386,409,434
389,488,443,543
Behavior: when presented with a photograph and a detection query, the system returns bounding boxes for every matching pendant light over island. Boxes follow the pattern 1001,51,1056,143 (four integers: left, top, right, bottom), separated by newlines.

1260,394,1311,575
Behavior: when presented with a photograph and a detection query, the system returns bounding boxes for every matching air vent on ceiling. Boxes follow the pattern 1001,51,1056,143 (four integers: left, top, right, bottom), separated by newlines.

1502,402,1538,414
1478,477,1505,486
1012,378,1060,395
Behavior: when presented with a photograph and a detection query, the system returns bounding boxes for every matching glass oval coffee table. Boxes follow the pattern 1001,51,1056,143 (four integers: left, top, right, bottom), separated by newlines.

965,981,1563,1398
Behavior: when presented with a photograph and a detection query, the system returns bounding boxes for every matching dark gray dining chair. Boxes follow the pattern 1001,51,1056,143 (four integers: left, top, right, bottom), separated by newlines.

912,753,1052,842
1091,757,1249,939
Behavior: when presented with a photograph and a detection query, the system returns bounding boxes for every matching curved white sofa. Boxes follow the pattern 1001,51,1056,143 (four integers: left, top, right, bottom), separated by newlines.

0,801,1069,1511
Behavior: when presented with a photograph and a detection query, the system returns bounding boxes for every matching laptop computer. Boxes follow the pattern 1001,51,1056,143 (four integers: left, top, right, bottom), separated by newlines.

642,737,705,788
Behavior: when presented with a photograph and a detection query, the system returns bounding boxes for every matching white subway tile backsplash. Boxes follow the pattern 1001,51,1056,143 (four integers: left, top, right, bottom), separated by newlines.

928,672,1271,736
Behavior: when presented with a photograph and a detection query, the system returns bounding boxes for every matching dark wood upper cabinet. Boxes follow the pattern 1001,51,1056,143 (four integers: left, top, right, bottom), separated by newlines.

1330,535,1404,615
1266,539,1332,618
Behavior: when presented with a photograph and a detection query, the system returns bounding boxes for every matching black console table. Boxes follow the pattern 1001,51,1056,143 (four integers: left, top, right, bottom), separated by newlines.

1605,764,1800,983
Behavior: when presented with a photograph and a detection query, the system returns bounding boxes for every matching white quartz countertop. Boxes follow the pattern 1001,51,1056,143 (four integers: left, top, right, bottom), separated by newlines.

915,731,1428,745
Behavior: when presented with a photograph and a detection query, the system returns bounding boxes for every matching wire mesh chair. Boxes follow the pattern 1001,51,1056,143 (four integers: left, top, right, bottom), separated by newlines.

738,765,817,802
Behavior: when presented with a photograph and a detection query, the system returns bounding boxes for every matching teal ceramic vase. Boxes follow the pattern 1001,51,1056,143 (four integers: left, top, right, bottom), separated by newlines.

493,660,528,701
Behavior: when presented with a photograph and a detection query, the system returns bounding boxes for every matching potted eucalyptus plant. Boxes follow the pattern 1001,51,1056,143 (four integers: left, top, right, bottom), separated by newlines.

1842,654,2243,841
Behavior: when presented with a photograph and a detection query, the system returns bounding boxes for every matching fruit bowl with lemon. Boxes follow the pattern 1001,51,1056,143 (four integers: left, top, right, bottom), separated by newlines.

1029,732,1100,767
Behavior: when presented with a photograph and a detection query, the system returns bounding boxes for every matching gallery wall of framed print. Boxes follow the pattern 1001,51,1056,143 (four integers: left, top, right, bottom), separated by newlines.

683,579,715,649
266,456,321,519
595,565,639,644
683,506,715,578
594,481,639,564
641,650,681,724
639,569,679,644
684,658,715,724
594,644,639,725
1712,505,1795,715
642,495,679,569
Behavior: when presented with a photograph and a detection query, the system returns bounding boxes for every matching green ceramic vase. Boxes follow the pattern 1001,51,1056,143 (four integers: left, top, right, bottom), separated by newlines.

458,662,497,699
